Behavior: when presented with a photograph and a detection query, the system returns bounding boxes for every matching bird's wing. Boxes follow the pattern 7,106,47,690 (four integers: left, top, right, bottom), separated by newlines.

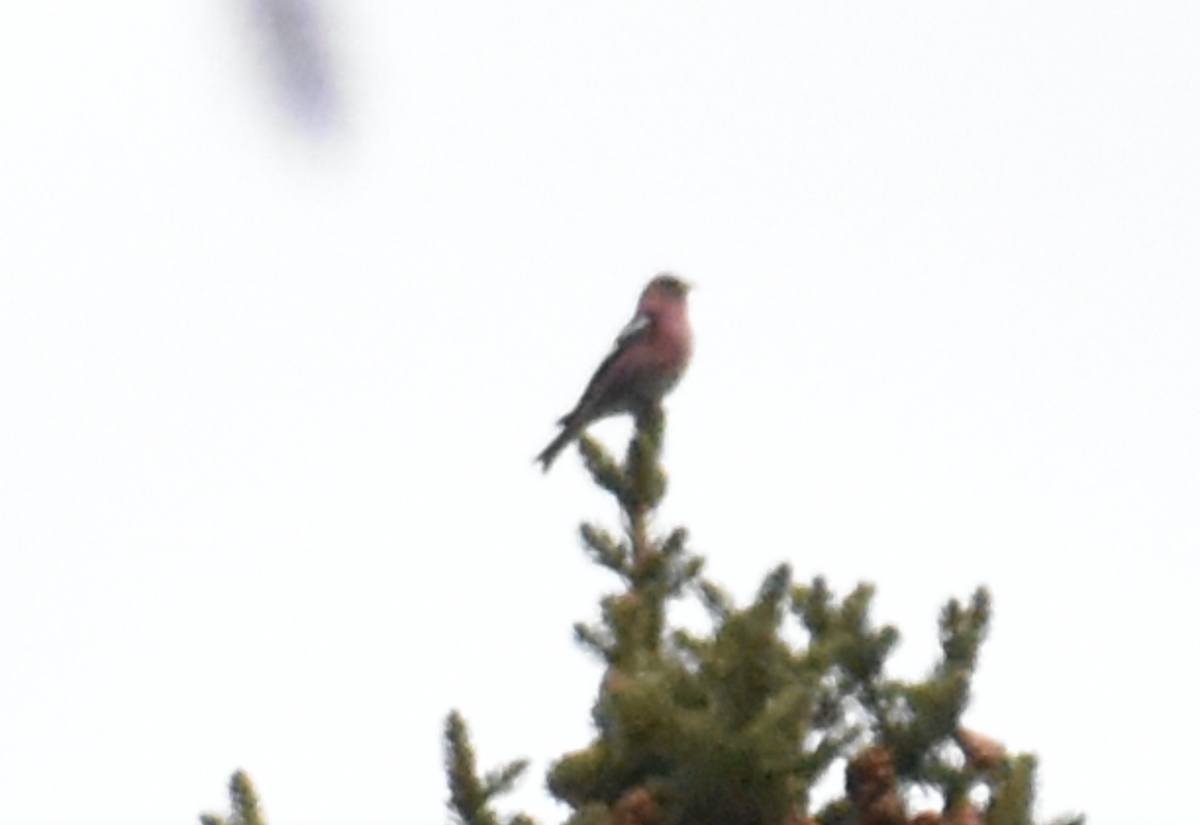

614,312,652,348
556,312,652,425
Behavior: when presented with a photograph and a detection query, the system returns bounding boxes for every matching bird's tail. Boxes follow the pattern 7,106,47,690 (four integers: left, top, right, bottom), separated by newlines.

535,422,580,472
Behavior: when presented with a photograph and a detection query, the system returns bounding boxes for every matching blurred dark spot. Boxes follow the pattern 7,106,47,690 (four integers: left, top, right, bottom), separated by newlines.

249,0,339,135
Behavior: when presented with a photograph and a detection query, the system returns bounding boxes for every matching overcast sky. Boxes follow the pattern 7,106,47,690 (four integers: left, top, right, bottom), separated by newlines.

1,4,1196,825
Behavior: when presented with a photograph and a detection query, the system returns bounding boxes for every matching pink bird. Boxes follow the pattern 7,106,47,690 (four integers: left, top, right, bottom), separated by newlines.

538,274,693,471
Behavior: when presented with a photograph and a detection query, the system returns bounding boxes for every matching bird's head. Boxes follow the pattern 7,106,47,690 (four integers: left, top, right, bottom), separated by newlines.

643,273,692,303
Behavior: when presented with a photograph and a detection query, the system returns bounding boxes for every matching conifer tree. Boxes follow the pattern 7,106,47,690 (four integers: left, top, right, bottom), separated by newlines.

198,410,1081,825
201,770,267,825
444,409,1083,825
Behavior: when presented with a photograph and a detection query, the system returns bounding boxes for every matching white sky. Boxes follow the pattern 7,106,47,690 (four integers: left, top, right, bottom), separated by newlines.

1,4,1196,824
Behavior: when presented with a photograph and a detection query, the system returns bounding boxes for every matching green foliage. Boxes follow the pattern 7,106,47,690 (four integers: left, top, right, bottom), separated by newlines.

199,770,266,825
444,710,536,825
203,405,1080,825
540,407,1077,825
987,754,1037,825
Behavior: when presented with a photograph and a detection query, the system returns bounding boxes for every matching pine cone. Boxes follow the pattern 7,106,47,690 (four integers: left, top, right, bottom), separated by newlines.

612,787,663,825
955,727,1006,771
846,747,905,825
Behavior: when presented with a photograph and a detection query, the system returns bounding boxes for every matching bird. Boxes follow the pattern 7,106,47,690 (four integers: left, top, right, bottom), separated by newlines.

537,274,693,471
